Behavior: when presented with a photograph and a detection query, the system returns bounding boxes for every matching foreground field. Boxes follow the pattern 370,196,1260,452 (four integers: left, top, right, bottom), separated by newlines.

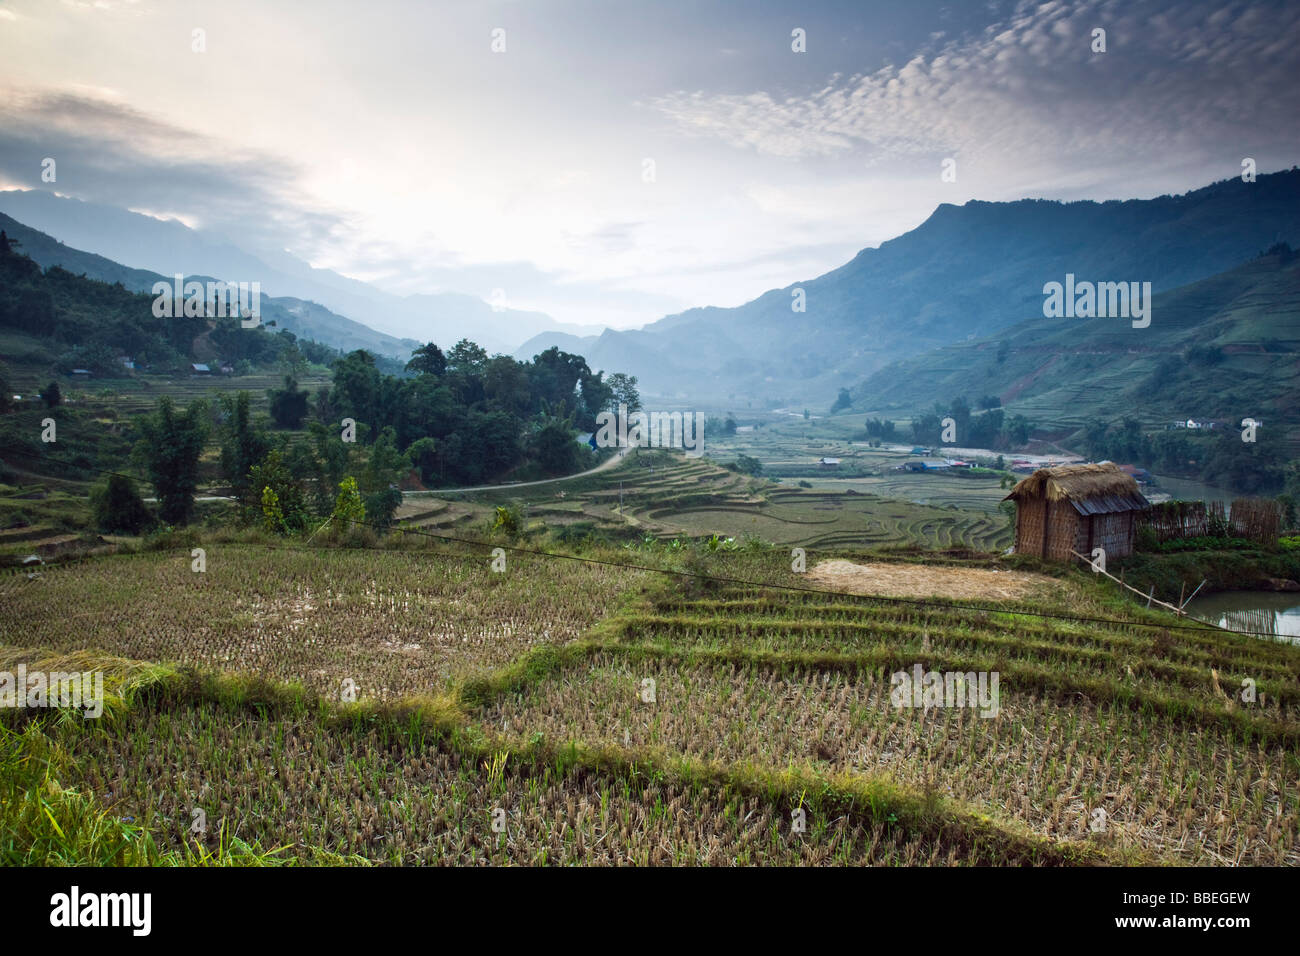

0,545,641,700
1,541,1297,866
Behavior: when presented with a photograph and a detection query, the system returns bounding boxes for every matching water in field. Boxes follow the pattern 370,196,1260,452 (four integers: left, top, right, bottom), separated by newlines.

1185,591,1300,642
1144,474,1236,506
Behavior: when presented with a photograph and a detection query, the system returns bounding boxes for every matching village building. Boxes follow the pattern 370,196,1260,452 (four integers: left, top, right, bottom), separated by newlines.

900,458,952,473
818,457,841,467
1004,462,1150,561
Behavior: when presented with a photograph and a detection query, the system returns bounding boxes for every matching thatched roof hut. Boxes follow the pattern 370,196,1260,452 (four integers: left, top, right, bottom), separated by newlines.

1003,463,1150,560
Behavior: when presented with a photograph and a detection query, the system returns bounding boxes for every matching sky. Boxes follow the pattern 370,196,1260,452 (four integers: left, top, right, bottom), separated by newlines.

0,0,1297,331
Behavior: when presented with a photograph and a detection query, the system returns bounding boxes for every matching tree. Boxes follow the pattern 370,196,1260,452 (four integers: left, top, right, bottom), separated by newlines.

605,372,641,413
137,397,209,525
446,339,489,375
268,376,309,430
90,473,153,534
219,391,272,500
288,421,355,515
406,342,447,377
359,427,408,530
1002,414,1032,447
330,350,382,432
865,418,897,441
40,381,61,409
483,355,532,417
830,388,853,413
528,346,589,415
531,415,581,476
911,411,942,445
576,370,612,431
247,449,309,533
278,337,308,379
406,437,438,485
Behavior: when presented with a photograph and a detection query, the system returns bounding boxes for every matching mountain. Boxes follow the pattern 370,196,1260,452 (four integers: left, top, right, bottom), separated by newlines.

0,212,420,361
533,169,1300,402
850,245,1300,442
0,190,594,355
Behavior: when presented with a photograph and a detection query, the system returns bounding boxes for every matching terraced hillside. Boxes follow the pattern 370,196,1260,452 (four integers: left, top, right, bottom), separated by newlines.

2,542,1296,866
402,449,1012,552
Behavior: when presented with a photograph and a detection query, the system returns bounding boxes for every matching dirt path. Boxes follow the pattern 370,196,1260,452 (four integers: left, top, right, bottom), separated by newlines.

807,559,1052,601
404,445,633,496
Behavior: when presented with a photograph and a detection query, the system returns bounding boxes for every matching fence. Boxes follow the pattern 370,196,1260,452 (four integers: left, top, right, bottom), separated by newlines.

1230,497,1281,545
1137,498,1280,546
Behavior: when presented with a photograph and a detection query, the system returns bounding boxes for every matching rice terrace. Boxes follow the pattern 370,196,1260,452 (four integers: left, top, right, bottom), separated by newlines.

3,1,1300,937
2,445,1297,869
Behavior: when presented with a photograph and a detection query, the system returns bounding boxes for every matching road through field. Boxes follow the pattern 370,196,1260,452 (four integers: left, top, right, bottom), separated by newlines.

403,445,633,496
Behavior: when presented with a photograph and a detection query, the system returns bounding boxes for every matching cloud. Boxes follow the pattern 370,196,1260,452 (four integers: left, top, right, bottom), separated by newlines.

646,0,1300,175
0,88,353,256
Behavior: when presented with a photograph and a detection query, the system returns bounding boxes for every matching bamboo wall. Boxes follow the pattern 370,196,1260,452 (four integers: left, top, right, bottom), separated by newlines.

1014,496,1088,561
1138,498,1280,546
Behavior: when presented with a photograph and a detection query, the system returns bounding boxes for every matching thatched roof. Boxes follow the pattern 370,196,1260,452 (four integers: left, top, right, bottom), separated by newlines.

1003,463,1150,515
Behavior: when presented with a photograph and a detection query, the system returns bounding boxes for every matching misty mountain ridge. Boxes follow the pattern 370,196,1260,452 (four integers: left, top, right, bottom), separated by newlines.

519,169,1300,402
0,211,421,361
0,190,597,357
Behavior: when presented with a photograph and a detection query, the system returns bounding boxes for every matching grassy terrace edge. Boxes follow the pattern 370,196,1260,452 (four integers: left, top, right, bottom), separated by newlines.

0,640,1124,867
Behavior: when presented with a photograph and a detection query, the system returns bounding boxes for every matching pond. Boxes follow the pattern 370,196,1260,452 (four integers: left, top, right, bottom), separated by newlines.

1144,474,1236,506
1184,590,1300,642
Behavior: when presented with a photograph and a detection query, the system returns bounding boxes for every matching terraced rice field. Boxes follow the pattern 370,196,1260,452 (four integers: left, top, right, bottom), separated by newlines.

3,544,1296,866
653,489,1010,550
0,545,642,700
480,579,1300,866
29,693,1017,866
410,450,1011,552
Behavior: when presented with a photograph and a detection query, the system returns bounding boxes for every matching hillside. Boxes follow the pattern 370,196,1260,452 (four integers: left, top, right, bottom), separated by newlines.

850,245,1300,446
0,212,420,362
0,191,594,356
538,170,1300,402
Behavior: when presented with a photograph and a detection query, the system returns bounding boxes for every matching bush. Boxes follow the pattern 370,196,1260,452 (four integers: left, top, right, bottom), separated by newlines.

1151,535,1254,553
330,476,366,533
491,504,523,540
89,474,153,535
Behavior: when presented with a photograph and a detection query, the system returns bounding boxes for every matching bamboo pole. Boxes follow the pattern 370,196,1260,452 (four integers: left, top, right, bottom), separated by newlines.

1179,579,1207,611
1071,551,1187,615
